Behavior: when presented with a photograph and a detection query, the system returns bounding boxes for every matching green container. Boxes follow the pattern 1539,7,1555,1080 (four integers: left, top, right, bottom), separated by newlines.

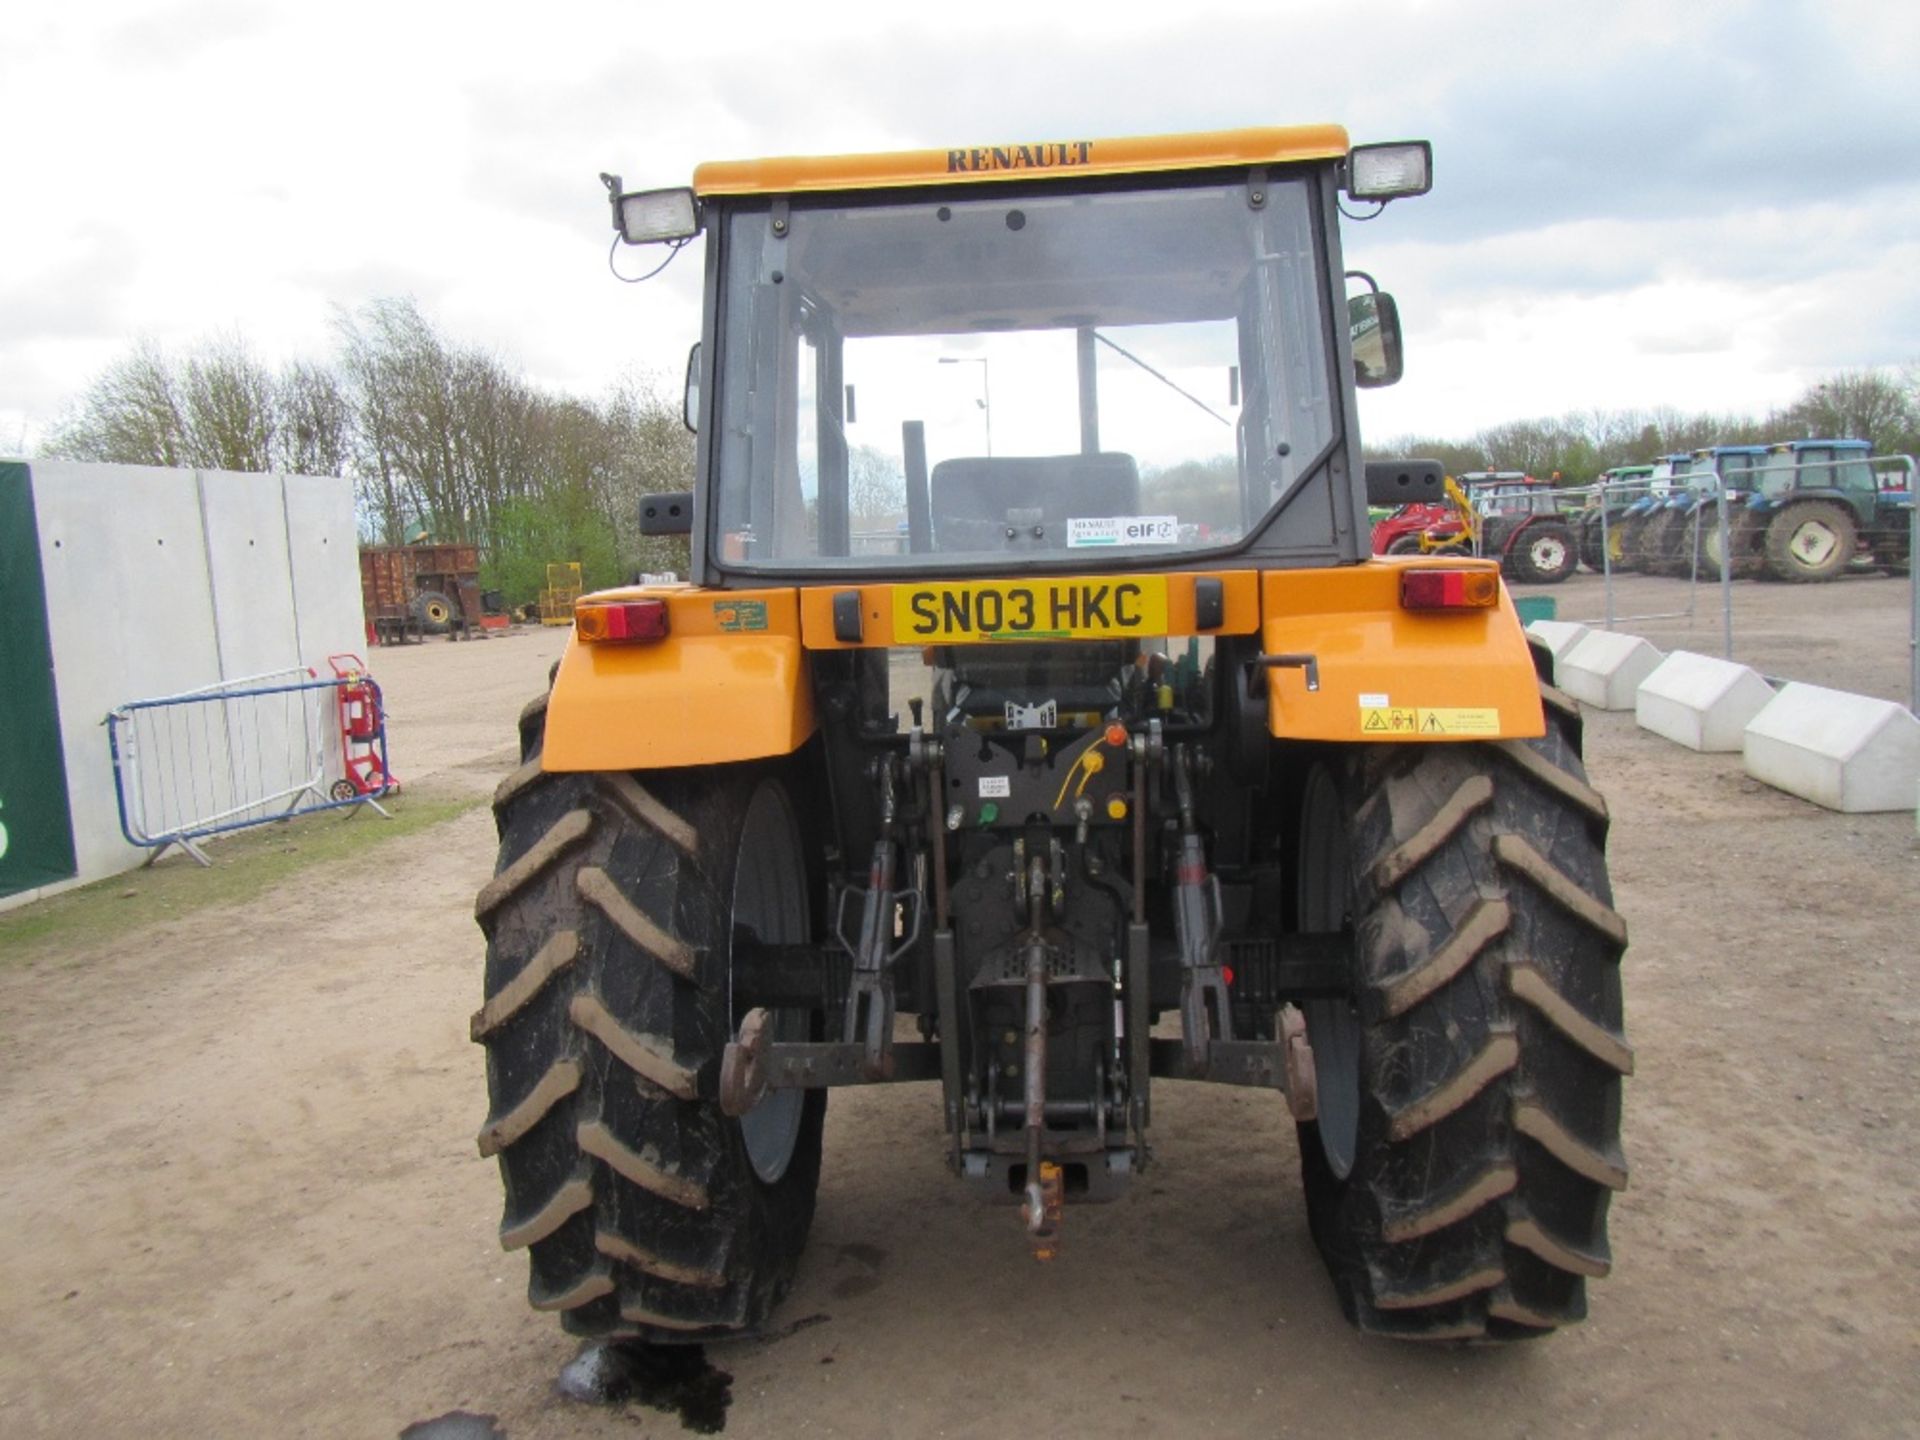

1513,595,1557,624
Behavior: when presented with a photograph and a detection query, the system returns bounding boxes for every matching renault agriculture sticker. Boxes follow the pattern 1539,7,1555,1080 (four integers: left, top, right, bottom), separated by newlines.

1067,516,1178,548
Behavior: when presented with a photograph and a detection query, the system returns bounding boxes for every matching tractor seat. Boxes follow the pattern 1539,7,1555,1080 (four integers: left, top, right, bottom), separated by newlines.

930,453,1141,552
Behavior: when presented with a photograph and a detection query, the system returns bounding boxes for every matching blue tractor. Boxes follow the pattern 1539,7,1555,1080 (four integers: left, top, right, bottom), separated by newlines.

1646,444,1769,577
1720,440,1910,582
1611,454,1691,571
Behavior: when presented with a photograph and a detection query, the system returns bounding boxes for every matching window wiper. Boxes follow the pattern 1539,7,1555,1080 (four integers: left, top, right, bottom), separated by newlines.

1091,331,1233,427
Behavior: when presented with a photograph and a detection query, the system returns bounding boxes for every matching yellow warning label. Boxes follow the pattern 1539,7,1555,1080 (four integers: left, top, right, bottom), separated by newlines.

1360,707,1502,737
1416,708,1501,735
1360,707,1419,734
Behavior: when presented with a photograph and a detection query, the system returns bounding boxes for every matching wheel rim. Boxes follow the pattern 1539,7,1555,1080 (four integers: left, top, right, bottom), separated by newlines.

424,598,451,623
1529,534,1568,572
1605,528,1624,562
1299,767,1361,1180
733,782,809,1184
1789,520,1839,567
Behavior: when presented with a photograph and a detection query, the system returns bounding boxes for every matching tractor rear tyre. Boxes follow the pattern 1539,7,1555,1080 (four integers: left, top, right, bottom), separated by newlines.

473,692,825,1341
1610,516,1646,571
1577,513,1607,573
1506,522,1577,584
1636,510,1678,575
1705,509,1763,579
411,589,457,634
1385,534,1425,556
1763,501,1856,582
1296,675,1630,1340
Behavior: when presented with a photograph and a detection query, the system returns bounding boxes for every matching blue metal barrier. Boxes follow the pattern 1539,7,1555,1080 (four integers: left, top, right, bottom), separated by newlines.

105,669,393,867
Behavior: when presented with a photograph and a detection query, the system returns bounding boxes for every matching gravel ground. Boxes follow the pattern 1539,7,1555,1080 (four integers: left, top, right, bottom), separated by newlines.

0,573,1915,1439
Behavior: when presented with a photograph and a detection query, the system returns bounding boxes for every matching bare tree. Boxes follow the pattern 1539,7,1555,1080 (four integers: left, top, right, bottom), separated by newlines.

41,340,188,466
179,335,276,472
848,444,904,525
1780,368,1919,452
276,359,354,477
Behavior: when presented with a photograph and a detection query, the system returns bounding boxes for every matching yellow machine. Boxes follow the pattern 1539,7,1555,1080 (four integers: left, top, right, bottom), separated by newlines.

474,126,1629,1351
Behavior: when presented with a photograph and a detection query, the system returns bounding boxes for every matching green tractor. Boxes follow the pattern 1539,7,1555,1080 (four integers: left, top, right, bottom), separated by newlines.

1578,464,1653,573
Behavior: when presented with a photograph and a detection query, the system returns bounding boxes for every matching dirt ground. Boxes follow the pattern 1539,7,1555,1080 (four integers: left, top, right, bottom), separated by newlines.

2,572,1917,1439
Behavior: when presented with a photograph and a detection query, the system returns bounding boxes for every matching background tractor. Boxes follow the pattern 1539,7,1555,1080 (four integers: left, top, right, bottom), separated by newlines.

1578,463,1653,572
473,126,1628,1354
1640,445,1768,577
1608,454,1692,571
1372,473,1577,584
1717,439,1909,581
1454,472,1579,584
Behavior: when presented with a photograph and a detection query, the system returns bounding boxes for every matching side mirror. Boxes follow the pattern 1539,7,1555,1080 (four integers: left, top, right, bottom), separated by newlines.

1349,291,1404,389
683,342,701,433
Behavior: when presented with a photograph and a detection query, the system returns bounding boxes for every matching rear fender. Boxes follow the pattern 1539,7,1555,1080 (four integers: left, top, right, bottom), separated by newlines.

1260,561,1545,742
541,587,816,772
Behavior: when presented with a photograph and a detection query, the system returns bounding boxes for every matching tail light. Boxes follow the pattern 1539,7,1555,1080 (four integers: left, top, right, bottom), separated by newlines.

575,598,671,643
1400,568,1499,610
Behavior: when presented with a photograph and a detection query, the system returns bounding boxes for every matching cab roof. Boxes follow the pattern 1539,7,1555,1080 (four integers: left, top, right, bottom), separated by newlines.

692,124,1351,197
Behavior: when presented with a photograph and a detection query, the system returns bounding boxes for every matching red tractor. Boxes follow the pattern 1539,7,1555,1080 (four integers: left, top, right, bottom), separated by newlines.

1369,496,1456,555
1371,472,1578,584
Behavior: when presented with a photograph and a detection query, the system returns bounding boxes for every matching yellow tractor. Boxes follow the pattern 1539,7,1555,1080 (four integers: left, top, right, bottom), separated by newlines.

474,126,1629,1347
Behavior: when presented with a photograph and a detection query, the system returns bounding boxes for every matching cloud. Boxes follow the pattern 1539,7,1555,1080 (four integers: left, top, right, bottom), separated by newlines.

4,0,1918,451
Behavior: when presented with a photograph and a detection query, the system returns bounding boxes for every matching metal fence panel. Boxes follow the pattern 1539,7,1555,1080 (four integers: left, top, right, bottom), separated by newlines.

105,670,392,867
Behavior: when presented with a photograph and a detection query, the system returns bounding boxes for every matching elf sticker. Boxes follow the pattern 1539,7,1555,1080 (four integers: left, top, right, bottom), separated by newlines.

1066,516,1178,547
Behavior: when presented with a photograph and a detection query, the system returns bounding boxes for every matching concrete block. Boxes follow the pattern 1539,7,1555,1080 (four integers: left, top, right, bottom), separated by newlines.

1556,630,1664,711
1743,683,1920,813
1635,651,1776,752
1525,619,1591,666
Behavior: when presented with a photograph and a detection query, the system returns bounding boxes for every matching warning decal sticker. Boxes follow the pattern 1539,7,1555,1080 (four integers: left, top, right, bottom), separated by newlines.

1360,707,1501,736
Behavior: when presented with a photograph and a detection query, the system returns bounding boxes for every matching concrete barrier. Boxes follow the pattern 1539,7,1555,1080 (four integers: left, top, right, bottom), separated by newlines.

1525,619,1591,668
1,461,362,912
1556,631,1664,711
1636,651,1776,752
1743,683,1920,813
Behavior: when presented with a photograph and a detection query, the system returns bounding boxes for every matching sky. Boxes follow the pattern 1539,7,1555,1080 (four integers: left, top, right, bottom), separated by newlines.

5,0,1918,456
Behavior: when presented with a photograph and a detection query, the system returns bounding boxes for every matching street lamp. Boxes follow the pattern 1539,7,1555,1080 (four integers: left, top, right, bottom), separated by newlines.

939,356,992,456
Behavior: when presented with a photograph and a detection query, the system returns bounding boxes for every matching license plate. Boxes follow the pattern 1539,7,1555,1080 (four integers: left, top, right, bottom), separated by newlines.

893,576,1169,642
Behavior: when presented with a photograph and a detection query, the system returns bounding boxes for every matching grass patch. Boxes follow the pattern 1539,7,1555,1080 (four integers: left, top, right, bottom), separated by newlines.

0,784,487,966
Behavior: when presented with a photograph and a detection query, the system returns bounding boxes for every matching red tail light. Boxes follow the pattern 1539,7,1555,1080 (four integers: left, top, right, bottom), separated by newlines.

1400,568,1500,610
575,598,671,643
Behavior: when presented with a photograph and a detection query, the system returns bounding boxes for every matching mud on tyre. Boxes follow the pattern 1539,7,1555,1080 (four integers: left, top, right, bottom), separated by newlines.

1296,667,1629,1340
472,690,825,1340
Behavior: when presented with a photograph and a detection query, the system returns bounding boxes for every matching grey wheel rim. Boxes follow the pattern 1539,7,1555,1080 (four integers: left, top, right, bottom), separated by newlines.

1529,534,1568,572
1299,768,1361,1179
733,782,809,1184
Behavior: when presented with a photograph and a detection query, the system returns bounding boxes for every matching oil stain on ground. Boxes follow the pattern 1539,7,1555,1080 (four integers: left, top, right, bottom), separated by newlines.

557,1340,733,1434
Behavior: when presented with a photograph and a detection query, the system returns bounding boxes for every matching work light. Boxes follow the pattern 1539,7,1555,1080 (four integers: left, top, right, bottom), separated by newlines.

615,187,701,245
1347,142,1433,200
